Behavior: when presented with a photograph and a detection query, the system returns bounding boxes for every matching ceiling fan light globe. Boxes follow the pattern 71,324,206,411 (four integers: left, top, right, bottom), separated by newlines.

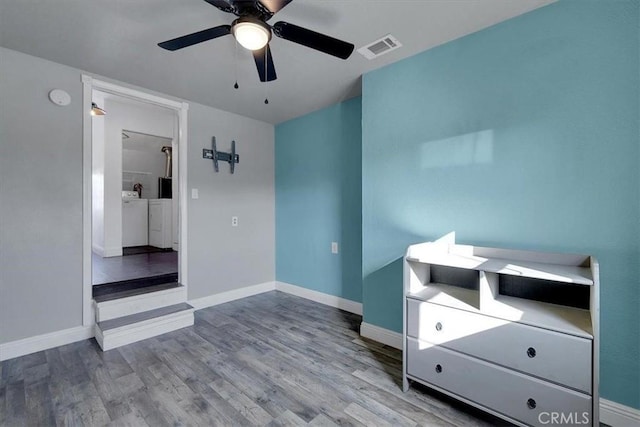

233,21,271,51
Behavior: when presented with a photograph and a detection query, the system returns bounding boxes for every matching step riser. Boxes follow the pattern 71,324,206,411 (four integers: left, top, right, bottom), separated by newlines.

95,310,194,351
95,287,187,322
93,273,179,298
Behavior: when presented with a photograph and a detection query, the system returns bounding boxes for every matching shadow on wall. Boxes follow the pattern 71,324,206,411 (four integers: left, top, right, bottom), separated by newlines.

363,257,404,333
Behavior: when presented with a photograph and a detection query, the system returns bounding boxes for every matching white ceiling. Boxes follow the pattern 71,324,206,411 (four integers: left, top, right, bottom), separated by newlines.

123,130,172,152
0,0,554,124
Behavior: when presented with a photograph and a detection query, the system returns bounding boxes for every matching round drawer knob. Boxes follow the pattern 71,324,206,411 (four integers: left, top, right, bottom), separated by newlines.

435,364,442,373
527,398,537,409
435,322,443,331
527,347,537,358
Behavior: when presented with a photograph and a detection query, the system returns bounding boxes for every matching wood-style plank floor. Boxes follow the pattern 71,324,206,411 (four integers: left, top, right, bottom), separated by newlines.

0,291,504,426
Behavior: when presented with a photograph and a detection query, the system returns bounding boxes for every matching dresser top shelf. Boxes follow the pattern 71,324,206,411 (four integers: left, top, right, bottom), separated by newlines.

406,243,594,286
407,284,593,339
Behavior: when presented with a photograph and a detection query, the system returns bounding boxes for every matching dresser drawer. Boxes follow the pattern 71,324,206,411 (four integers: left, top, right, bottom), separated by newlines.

406,337,592,426
406,299,592,393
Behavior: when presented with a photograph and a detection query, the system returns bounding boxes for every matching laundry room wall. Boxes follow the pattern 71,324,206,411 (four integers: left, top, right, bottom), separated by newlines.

121,132,172,200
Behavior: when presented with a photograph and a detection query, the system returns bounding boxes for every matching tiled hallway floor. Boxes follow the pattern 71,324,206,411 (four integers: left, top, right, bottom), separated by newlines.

92,251,178,285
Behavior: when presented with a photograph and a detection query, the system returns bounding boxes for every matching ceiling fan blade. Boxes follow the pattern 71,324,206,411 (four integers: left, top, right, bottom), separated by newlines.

202,0,236,14
272,21,354,59
258,0,293,14
252,44,277,82
158,25,231,51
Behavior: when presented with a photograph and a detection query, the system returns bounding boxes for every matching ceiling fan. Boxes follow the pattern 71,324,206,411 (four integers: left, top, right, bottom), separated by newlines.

158,0,355,82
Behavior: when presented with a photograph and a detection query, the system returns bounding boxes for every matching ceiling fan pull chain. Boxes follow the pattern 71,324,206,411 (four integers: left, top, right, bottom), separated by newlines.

234,39,239,89
264,45,269,104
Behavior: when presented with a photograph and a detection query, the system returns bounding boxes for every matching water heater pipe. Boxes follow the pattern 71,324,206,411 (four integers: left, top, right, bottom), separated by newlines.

161,146,172,178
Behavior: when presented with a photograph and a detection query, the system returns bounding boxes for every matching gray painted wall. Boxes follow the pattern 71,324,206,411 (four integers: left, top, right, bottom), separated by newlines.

187,103,275,300
0,47,275,344
0,48,84,342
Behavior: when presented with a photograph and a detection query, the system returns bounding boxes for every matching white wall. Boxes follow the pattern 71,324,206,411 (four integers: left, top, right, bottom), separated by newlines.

0,47,84,342
0,47,275,345
101,98,174,256
188,102,275,299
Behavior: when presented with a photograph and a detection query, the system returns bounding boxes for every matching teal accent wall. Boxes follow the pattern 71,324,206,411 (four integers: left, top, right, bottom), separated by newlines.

276,97,362,302
362,0,639,409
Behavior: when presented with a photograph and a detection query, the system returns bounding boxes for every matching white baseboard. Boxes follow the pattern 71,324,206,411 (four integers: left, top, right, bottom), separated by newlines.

92,243,105,257
275,281,362,315
189,281,363,316
360,322,403,349
103,246,123,257
0,325,94,361
601,398,640,426
359,322,640,425
189,281,276,310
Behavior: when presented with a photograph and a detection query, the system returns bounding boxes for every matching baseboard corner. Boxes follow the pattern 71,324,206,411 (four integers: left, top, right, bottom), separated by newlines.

91,243,105,257
359,322,402,349
275,281,362,315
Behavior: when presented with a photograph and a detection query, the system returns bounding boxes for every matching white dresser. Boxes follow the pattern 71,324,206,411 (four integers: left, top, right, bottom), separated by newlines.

403,238,599,426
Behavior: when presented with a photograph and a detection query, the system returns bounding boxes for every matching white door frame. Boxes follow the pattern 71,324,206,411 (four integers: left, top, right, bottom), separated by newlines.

81,75,189,326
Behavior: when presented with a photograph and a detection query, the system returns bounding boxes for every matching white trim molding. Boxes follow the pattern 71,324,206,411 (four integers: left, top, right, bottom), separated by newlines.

177,101,189,288
275,281,362,315
189,281,363,316
0,326,94,361
600,398,640,427
81,75,93,326
81,75,189,326
360,322,640,426
189,282,276,310
360,322,403,349
103,246,123,258
81,75,185,110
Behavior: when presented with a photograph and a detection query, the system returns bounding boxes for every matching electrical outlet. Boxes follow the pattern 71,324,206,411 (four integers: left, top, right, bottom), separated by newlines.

191,188,199,199
331,242,338,254
232,216,238,227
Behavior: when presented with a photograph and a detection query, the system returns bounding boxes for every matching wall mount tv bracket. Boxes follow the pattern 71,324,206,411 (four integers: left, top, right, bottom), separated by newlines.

203,137,239,174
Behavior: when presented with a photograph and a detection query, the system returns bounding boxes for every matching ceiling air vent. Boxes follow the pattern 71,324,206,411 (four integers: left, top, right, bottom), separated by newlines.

357,34,402,60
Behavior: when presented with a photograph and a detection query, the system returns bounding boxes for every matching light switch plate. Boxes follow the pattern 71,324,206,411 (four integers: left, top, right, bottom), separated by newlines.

331,242,339,254
191,188,199,199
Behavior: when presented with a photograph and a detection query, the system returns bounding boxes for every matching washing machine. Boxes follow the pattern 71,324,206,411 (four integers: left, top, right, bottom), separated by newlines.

122,191,148,247
148,199,172,249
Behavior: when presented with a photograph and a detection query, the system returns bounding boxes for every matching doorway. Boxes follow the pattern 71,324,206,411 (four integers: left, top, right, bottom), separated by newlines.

82,76,189,325
92,128,178,294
